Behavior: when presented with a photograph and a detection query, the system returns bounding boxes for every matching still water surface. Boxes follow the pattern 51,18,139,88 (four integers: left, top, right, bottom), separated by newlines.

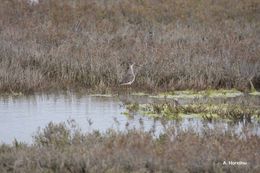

0,93,160,144
0,93,259,144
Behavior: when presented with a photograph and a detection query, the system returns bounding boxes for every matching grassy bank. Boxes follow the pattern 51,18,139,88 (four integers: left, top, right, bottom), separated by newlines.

0,0,260,93
0,122,259,172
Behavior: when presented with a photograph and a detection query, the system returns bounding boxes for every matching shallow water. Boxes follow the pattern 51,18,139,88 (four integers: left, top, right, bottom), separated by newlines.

0,93,259,144
0,93,159,144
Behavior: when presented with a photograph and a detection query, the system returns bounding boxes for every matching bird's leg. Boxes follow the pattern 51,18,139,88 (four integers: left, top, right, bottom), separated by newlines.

123,86,129,101
129,86,132,95
126,86,129,96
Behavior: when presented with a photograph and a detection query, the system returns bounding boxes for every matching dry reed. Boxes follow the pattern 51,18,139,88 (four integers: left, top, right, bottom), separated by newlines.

0,0,259,93
0,121,259,173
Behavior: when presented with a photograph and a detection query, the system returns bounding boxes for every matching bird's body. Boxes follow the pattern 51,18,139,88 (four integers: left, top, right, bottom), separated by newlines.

120,63,135,85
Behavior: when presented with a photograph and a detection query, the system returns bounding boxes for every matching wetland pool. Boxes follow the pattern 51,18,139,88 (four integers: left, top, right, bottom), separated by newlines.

0,92,259,144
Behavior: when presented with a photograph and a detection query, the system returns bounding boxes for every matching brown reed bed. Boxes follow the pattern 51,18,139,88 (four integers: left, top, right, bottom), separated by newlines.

0,121,259,173
0,0,259,94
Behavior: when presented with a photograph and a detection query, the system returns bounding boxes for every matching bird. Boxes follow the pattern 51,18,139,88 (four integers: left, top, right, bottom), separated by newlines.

120,63,136,86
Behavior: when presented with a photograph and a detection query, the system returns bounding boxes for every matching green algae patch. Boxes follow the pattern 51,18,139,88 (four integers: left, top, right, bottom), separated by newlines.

121,111,135,119
181,113,204,119
249,91,260,96
90,94,113,97
121,111,130,116
200,89,243,98
131,92,149,96
149,89,243,99
149,90,204,99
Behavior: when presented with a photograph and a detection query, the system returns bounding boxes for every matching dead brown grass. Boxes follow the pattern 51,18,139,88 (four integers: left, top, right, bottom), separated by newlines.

0,0,259,93
0,121,259,173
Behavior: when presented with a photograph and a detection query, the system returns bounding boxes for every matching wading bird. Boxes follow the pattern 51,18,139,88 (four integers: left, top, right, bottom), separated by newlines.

120,63,136,86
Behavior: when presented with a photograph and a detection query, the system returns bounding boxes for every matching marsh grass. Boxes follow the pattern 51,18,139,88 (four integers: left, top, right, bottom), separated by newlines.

0,121,259,173
0,0,260,93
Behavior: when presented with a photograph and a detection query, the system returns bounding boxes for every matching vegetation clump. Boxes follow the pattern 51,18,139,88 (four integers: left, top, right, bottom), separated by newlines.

182,104,260,122
0,122,259,173
125,102,260,122
126,103,140,113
